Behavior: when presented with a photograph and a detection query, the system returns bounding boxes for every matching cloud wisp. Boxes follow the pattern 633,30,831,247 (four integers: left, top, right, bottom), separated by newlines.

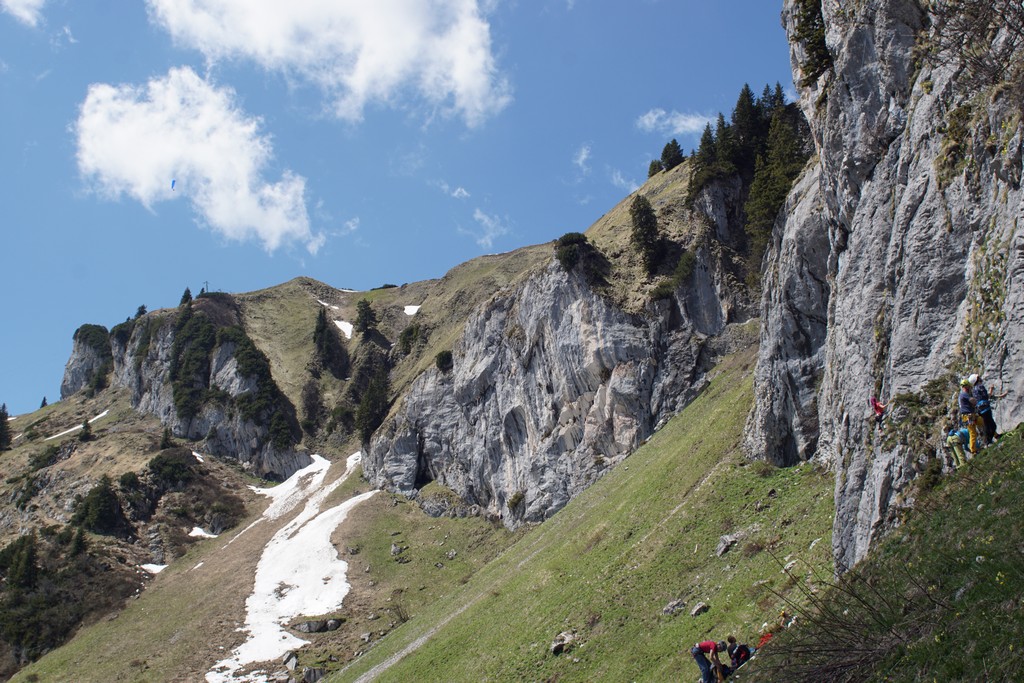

636,108,711,137
574,144,591,173
1,0,46,26
463,208,509,249
75,66,322,254
146,0,512,127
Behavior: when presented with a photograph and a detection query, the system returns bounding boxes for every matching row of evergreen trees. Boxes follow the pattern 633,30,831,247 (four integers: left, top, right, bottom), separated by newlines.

641,82,810,286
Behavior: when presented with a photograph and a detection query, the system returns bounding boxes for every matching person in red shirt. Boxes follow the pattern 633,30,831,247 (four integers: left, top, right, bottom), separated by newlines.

690,640,728,682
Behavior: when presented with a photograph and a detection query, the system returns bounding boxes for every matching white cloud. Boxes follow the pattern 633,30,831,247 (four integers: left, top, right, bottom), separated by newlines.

464,208,508,248
342,217,360,234
610,169,638,193
436,180,470,199
1,0,46,26
573,144,591,173
146,0,512,127
75,66,321,254
51,24,76,47
636,108,710,137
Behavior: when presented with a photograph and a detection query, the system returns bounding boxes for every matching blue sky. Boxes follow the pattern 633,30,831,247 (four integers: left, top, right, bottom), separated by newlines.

0,0,793,416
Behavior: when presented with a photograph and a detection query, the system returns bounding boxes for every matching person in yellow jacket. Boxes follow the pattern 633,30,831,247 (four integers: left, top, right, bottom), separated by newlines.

958,378,980,454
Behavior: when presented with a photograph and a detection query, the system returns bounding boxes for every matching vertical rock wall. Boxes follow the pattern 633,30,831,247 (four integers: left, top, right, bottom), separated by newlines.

753,0,1024,567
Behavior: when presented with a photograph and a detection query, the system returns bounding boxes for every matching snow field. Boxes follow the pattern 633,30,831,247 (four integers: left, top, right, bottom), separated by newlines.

206,453,376,682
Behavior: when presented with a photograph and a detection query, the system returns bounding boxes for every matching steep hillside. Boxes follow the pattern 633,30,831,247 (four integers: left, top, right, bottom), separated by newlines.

745,427,1024,682
0,389,264,678
333,345,835,683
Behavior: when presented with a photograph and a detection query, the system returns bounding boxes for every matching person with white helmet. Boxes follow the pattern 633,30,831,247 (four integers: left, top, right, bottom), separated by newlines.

971,372,1006,445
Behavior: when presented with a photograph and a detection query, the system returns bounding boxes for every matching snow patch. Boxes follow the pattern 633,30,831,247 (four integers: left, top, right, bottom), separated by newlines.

192,451,205,463
334,320,353,339
404,305,421,316
141,564,168,574
45,408,110,441
190,527,218,539
316,299,339,310
206,453,376,683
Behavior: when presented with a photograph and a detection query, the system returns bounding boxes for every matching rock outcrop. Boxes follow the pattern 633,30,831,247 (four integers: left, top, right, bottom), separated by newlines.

366,244,751,527
751,0,1024,568
63,302,309,479
61,325,111,399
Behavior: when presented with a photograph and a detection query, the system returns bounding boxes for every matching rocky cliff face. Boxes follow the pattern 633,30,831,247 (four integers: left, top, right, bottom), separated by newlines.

63,307,309,479
365,244,752,527
751,0,1024,568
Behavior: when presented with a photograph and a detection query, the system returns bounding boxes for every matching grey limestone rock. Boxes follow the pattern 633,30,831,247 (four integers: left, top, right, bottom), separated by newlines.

366,256,749,529
753,0,1024,569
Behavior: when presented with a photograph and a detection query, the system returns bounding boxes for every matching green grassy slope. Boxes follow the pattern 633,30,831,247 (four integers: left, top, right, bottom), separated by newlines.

331,346,834,682
744,428,1024,683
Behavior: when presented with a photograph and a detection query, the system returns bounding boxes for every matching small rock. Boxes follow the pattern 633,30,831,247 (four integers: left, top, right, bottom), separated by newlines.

690,602,709,617
390,543,405,556
282,651,298,671
551,631,576,655
716,533,740,557
435,562,444,569
361,632,372,643
446,549,458,560
783,560,798,573
662,599,686,616
302,668,324,683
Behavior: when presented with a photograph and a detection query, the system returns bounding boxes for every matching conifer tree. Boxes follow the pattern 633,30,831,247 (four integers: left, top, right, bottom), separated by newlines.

794,0,832,86
134,305,147,320
744,108,809,285
714,113,738,176
660,139,684,172
731,84,759,176
648,160,663,178
39,397,47,409
687,123,718,201
6,534,38,590
354,299,378,334
629,194,661,275
180,287,193,306
355,370,390,442
0,403,10,451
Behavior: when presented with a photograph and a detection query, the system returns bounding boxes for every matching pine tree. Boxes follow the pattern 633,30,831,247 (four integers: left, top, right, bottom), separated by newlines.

355,371,390,442
354,299,378,334
730,84,759,176
6,534,38,590
180,287,193,306
0,403,10,451
688,123,718,201
744,108,809,285
794,0,832,87
79,420,92,442
39,397,47,409
660,139,684,172
714,113,738,176
134,305,147,320
313,307,349,378
629,194,661,275
648,160,664,178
